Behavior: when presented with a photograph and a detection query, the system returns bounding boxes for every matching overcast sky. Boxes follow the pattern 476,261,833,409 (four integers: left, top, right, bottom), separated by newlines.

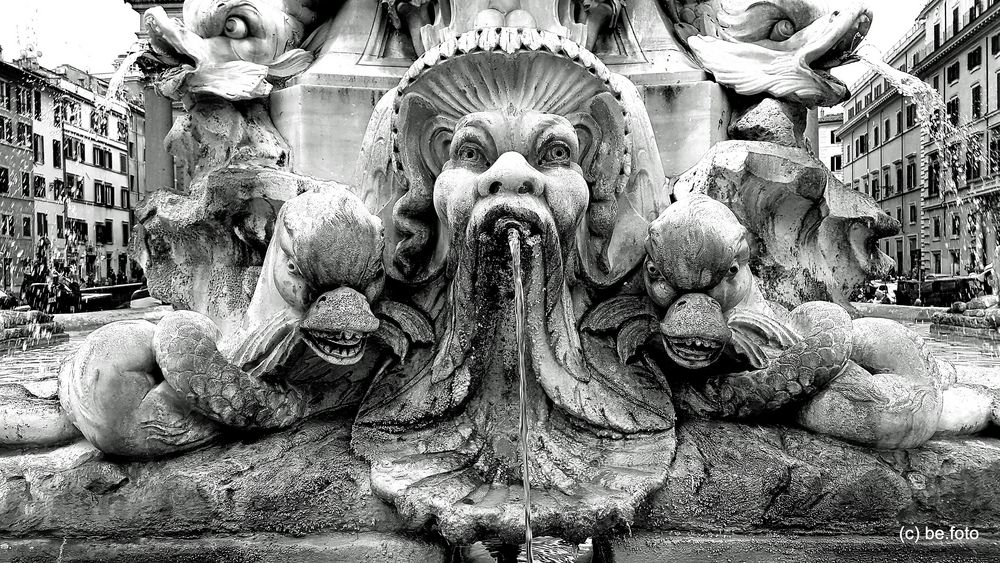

0,0,924,78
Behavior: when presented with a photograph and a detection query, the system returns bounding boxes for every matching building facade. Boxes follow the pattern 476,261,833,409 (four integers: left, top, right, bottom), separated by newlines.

817,109,844,182
839,0,1000,279
0,57,146,292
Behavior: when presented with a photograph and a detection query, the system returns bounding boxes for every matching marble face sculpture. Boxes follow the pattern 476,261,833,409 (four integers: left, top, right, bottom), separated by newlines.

662,0,873,106
352,28,675,543
52,187,386,458
646,195,1000,449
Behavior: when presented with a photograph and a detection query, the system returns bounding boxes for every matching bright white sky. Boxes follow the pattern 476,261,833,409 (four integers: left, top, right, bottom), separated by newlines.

0,0,924,78
0,0,139,74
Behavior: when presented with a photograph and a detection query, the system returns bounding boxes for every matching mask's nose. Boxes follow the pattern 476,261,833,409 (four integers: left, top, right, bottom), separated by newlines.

476,152,547,198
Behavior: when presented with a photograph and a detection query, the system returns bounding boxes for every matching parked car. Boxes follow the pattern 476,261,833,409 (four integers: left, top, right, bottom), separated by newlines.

128,288,163,309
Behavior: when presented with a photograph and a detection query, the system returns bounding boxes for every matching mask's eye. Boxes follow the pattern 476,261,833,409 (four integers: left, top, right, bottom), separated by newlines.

224,16,250,39
287,261,300,276
770,19,796,41
728,263,740,276
645,260,660,278
457,144,486,166
540,142,572,166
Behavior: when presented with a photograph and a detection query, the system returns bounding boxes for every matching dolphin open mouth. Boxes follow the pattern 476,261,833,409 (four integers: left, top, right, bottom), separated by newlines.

301,329,368,364
662,335,726,370
299,287,380,366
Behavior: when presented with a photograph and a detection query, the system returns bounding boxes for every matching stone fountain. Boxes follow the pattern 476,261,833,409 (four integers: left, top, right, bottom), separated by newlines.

3,0,1000,560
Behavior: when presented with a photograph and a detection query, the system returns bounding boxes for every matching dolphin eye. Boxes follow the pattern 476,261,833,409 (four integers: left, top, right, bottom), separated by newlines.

287,261,300,276
645,260,661,278
224,16,250,39
728,263,740,276
770,19,796,41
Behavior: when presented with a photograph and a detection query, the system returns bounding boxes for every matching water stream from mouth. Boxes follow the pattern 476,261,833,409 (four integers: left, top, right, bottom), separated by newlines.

508,228,533,563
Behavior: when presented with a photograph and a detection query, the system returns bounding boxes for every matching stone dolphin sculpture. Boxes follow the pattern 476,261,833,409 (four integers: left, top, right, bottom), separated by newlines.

662,0,873,106
0,187,386,458
143,0,321,101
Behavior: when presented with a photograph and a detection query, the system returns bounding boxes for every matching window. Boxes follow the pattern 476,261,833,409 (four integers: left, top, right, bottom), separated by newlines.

874,126,880,146
872,177,881,200
20,172,29,197
885,118,892,139
991,126,1000,174
993,34,1000,56
947,62,960,83
906,158,917,189
32,90,40,120
896,164,903,193
934,23,942,49
120,153,127,173
952,214,961,237
15,122,31,148
0,82,8,110
883,169,891,192
21,216,30,238
967,135,984,180
33,176,45,198
36,213,48,238
953,7,960,36
122,222,130,246
906,104,917,128
31,134,44,164
52,179,64,200
947,97,960,126
952,250,962,275
969,46,983,70
933,75,941,92
830,155,842,171
896,207,903,224
0,215,11,236
15,87,32,117
933,251,942,274
0,167,8,193
929,154,941,197
896,111,902,134
973,85,983,118
53,140,62,169
909,204,917,224
120,188,131,209
933,216,942,238
56,216,64,239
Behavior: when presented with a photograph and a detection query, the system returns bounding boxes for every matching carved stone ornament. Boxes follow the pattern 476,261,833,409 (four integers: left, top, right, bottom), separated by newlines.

661,0,873,106
351,26,674,543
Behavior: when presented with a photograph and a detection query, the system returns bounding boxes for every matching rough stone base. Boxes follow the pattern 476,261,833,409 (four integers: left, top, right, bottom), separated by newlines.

614,534,1000,562
931,323,1000,341
0,533,445,563
3,418,1000,552
642,420,1000,535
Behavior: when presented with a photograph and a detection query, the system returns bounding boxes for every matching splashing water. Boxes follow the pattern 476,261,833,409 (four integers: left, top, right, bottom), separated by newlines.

857,45,999,280
99,45,145,110
508,228,533,563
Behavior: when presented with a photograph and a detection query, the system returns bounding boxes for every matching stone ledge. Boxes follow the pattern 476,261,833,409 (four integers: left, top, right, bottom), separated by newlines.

613,533,1000,562
0,533,445,563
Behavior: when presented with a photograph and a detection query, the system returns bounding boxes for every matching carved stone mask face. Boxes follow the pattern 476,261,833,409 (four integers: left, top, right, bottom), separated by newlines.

432,111,590,261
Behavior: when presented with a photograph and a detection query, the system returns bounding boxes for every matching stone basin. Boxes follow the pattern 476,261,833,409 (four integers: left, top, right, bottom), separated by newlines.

2,416,999,560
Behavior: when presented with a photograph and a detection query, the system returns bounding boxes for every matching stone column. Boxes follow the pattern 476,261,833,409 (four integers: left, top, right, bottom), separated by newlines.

143,84,174,191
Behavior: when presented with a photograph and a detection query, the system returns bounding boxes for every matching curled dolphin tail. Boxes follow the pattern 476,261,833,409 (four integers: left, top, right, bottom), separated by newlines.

678,302,854,419
0,381,80,446
153,311,310,429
